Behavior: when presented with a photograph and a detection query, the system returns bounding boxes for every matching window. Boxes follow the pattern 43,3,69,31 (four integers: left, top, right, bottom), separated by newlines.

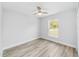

48,19,59,38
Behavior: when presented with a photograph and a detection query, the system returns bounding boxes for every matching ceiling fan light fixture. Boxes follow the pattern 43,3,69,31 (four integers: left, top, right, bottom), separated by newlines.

37,12,43,16
33,4,48,16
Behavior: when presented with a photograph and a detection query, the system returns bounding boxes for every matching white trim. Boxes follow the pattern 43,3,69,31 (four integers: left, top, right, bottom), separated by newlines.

41,36,76,48
3,37,38,50
3,36,76,51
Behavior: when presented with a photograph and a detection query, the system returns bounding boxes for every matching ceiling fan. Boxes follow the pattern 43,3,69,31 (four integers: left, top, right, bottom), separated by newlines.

33,3,48,16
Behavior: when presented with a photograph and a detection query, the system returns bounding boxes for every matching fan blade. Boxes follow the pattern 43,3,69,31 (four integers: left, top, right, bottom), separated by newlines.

37,6,42,10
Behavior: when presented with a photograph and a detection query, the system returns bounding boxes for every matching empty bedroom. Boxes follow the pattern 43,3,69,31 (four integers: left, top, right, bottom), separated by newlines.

0,2,79,57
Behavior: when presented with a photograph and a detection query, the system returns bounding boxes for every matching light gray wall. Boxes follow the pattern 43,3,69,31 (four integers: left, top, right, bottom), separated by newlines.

2,9,39,49
40,9,77,48
0,3,2,56
77,8,79,56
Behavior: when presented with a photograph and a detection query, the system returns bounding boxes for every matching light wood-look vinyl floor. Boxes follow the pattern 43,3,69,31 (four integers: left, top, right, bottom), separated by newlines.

3,38,77,57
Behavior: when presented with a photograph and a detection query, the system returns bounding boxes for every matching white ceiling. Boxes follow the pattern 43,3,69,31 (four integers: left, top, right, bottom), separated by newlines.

2,2,78,17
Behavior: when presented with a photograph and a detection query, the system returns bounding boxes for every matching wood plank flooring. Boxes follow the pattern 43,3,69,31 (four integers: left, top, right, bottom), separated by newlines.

3,38,77,57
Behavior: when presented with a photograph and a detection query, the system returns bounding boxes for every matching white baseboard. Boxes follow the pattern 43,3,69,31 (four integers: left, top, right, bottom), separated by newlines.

41,36,76,48
3,36,76,51
3,37,39,50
